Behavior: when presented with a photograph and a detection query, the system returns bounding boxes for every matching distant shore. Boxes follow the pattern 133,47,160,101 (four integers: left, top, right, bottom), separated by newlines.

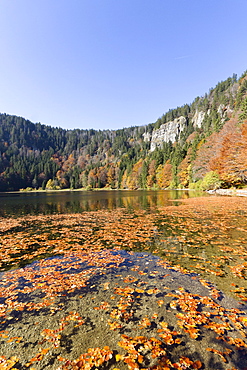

2,187,247,197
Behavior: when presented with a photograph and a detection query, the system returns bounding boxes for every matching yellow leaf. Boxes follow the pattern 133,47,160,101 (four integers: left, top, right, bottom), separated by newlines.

116,354,124,361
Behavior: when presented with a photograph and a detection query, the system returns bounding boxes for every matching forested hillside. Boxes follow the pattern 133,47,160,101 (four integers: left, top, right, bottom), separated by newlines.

0,71,247,192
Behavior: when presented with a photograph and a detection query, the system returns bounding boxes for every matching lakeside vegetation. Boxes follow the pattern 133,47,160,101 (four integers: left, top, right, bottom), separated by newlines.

3,0,247,367
1,70,247,369
0,71,247,193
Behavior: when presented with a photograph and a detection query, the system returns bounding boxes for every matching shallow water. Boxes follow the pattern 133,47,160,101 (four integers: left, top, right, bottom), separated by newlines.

1,191,247,369
0,248,246,369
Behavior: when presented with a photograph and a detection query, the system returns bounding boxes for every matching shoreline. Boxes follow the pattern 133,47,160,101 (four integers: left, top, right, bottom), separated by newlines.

207,188,247,197
1,187,247,197
0,188,192,195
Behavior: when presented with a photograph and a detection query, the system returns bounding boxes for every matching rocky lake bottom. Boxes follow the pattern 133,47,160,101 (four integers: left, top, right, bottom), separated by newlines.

0,195,247,369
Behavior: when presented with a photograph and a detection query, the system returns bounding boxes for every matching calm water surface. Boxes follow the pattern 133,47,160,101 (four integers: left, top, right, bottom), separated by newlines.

1,190,247,370
1,189,246,304
0,189,204,216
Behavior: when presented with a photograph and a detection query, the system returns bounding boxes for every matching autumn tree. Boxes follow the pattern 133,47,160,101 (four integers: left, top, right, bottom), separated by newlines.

126,159,144,190
213,122,247,186
107,165,116,188
177,148,193,188
156,160,173,188
146,160,157,188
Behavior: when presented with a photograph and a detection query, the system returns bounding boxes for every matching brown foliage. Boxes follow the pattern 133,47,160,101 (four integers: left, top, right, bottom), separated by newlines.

191,118,247,186
156,160,173,189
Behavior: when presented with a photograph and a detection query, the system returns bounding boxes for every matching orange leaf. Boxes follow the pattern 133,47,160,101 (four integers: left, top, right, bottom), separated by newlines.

193,360,202,369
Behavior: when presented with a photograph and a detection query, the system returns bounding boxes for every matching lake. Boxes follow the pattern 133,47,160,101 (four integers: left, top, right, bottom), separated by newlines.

0,190,247,369
0,189,203,216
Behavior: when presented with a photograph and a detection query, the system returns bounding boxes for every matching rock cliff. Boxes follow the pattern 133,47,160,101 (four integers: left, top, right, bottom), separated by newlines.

148,104,232,152
147,116,187,151
192,110,206,128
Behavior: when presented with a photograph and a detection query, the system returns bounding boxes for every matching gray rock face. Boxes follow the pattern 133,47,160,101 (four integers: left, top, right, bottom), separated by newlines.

145,103,233,152
143,132,151,142
192,110,206,128
149,116,187,151
192,105,232,129
217,104,233,118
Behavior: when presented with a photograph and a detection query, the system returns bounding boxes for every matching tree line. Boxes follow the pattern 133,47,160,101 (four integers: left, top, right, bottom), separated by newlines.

0,72,246,192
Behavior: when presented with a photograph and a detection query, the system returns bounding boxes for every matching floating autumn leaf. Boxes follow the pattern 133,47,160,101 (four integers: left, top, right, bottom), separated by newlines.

193,360,203,369
0,356,19,370
25,348,50,367
146,288,160,295
139,317,151,328
206,348,232,362
58,346,113,370
152,313,159,319
135,288,145,293
115,354,124,362
157,299,164,307
102,282,110,290
107,320,122,331
1,197,247,369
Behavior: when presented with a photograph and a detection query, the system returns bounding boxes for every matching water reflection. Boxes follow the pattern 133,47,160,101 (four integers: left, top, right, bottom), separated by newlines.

0,189,204,216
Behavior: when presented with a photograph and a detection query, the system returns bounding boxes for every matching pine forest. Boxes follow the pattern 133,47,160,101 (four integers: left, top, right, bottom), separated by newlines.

1,71,247,193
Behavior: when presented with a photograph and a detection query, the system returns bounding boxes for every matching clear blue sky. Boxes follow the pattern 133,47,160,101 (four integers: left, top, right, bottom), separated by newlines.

0,0,247,130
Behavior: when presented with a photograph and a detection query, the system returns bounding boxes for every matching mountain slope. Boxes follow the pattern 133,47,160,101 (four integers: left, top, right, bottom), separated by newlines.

0,71,246,192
